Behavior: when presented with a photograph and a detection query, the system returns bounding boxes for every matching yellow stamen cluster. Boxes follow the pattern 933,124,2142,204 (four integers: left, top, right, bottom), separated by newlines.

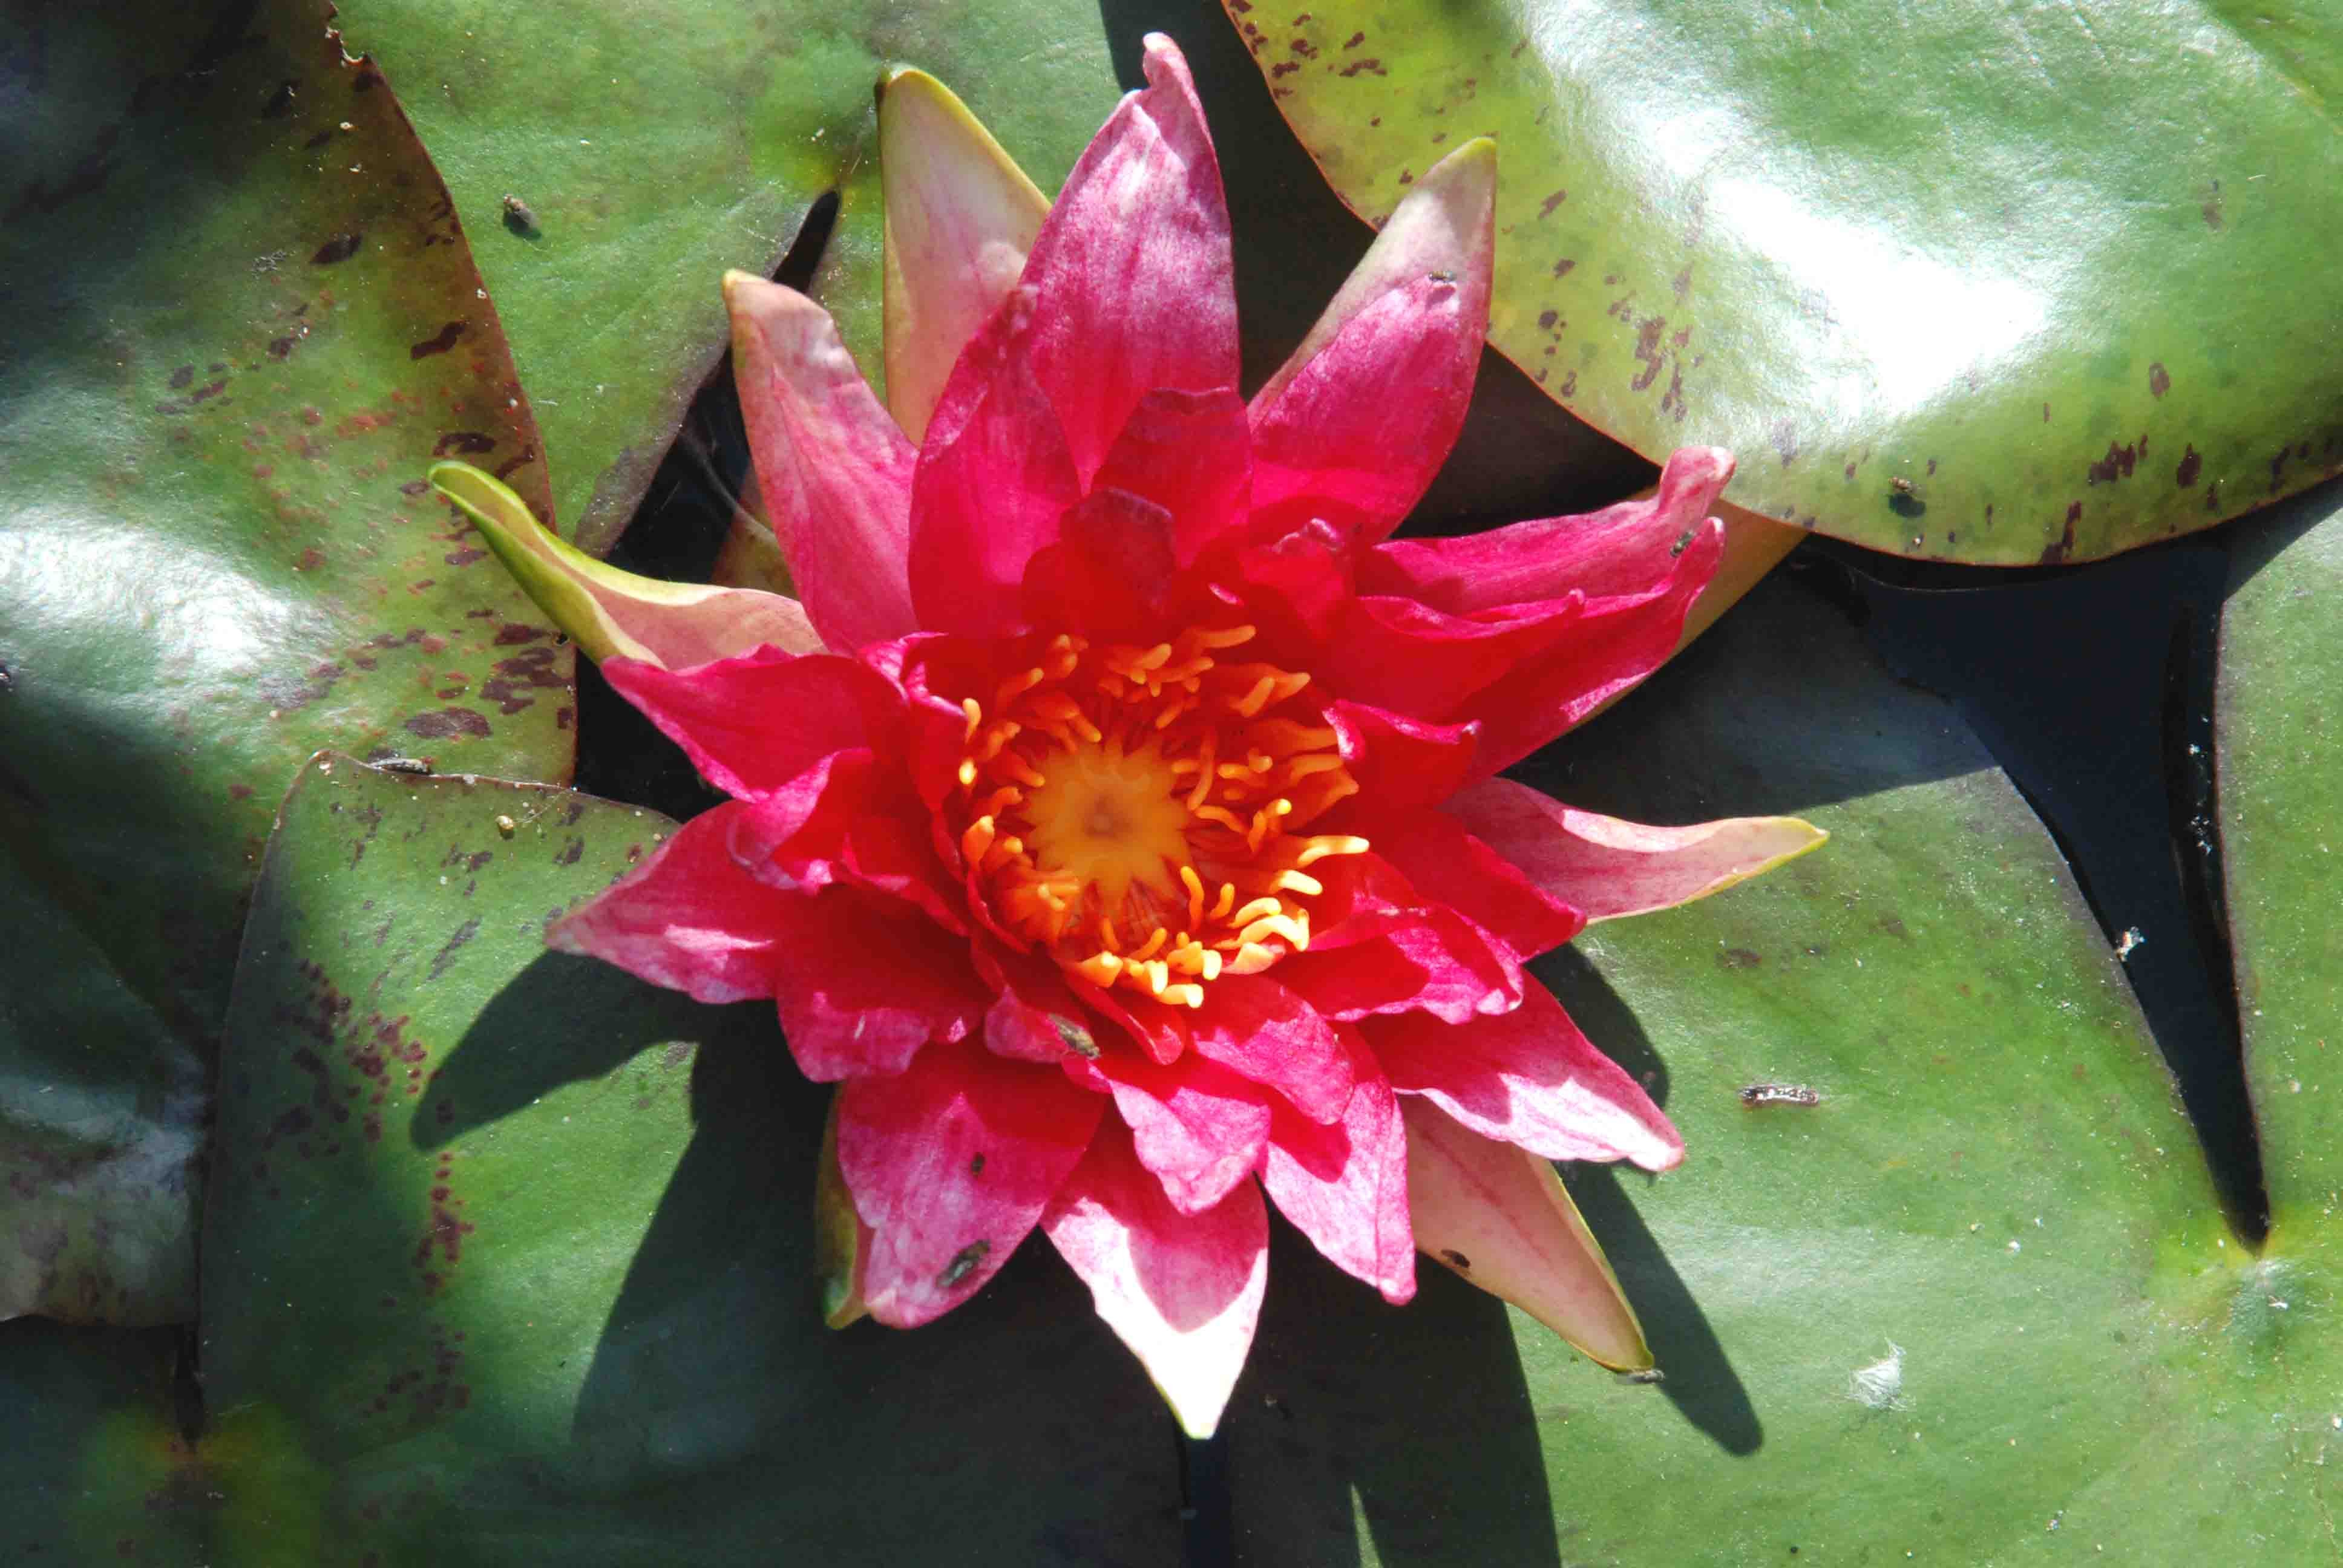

951,623,1368,1007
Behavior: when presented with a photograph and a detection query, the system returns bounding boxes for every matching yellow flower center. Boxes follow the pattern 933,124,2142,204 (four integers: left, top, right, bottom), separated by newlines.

951,624,1370,1008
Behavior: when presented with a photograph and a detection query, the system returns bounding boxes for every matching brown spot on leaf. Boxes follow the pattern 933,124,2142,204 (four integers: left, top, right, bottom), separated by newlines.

409,321,465,359
2176,445,2201,487
1630,316,1668,393
1718,948,1763,969
491,445,539,482
1770,420,1799,467
2040,503,2081,564
431,431,496,457
405,708,493,740
2086,440,2138,485
312,232,362,265
2148,362,2171,399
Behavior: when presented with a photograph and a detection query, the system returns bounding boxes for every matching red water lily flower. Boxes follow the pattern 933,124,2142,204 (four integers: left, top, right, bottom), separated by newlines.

433,33,1821,1437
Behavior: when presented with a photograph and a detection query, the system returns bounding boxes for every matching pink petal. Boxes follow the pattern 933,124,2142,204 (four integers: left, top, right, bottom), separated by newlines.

1319,589,1596,727
546,802,789,1004
1303,849,1427,951
835,807,969,934
724,752,876,897
1042,1118,1268,1438
1358,446,1737,609
1072,976,1189,1067
1021,487,1179,636
841,1038,1105,1327
1278,913,1518,1025
1186,974,1357,1123
1443,777,1827,922
909,283,1083,638
876,67,1049,443
1227,520,1353,649
1402,1099,1651,1370
1366,985,1682,1172
766,887,993,1081
725,274,919,654
1259,1052,1415,1303
983,990,1079,1064
1095,1050,1276,1215
1248,140,1496,548
1365,807,1585,965
431,460,822,669
1325,699,1480,812
1089,386,1253,567
600,648,900,800
1449,521,1725,777
1015,34,1239,488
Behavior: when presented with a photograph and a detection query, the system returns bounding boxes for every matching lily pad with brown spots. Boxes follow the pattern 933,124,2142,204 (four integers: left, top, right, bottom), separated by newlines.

1221,557,2343,1561
0,0,572,1322
1226,0,2343,564
195,756,1178,1564
333,0,1132,555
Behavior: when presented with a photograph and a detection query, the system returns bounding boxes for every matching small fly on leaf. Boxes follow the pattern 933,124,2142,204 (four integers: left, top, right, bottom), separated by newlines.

500,194,539,237
1740,1082,1821,1108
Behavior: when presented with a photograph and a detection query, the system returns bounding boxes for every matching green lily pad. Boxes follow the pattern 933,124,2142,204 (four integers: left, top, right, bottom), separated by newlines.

1221,565,2343,1559
337,0,1129,556
1227,0,2343,563
195,757,1178,1564
0,0,572,1322
0,1322,198,1563
2220,475,2343,1230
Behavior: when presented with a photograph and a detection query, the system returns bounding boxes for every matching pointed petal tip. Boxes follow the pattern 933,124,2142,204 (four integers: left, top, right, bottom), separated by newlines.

1423,135,1498,184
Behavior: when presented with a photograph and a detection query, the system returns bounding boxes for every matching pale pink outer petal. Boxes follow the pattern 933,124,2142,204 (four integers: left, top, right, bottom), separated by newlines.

546,802,787,1004
1358,446,1737,609
724,273,919,653
877,67,1050,443
1401,1099,1651,1371
1259,1062,1415,1304
1016,33,1239,486
840,1038,1106,1328
1248,139,1496,547
431,460,821,668
1043,1119,1269,1439
1443,777,1827,922
1367,984,1683,1172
